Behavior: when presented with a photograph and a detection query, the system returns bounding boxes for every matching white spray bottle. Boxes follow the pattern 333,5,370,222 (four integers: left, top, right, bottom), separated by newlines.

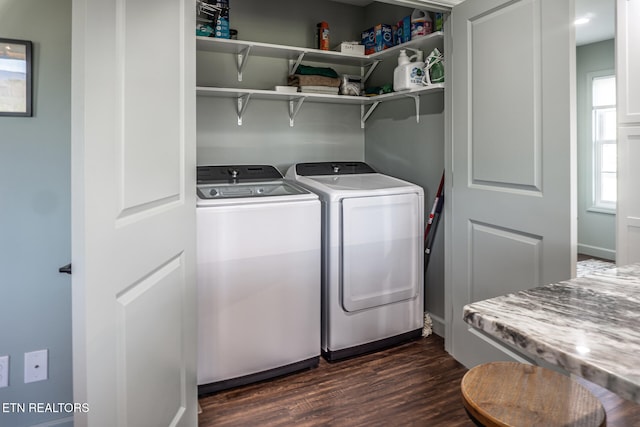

393,48,425,91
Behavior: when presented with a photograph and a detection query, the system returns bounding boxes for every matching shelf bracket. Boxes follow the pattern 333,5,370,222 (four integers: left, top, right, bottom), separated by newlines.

362,60,381,84
289,97,306,127
236,46,252,82
289,53,305,75
237,93,251,125
361,102,380,128
406,94,420,123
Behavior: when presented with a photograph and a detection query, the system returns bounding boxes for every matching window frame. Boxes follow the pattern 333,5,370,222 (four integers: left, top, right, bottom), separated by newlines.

587,70,617,214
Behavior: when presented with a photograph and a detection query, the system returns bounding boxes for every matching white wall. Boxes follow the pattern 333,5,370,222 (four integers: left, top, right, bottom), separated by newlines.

0,1,73,426
576,39,616,260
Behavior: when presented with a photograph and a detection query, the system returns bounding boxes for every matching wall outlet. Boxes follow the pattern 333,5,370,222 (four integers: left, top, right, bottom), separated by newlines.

0,355,8,388
24,349,48,383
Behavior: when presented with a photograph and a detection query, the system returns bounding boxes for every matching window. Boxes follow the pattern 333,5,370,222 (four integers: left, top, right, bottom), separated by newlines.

592,74,616,211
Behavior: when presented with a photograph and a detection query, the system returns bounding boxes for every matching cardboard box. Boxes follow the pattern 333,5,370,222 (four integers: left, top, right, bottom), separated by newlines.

396,16,411,45
334,42,365,55
361,24,394,55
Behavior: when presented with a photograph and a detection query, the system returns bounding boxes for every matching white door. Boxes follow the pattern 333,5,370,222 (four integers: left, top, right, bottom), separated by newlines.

616,0,640,264
71,0,197,425
446,0,576,367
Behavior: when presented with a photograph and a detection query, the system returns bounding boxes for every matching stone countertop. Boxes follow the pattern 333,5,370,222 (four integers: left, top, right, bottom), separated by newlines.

463,263,640,404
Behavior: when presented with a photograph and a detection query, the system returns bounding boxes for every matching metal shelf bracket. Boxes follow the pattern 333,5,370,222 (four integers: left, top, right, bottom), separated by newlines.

362,60,381,84
289,53,306,75
289,97,306,127
236,46,252,82
361,102,380,128
406,94,420,123
237,93,251,125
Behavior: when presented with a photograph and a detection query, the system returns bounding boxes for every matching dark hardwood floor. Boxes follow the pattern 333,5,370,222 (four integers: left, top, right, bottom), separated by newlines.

198,335,640,427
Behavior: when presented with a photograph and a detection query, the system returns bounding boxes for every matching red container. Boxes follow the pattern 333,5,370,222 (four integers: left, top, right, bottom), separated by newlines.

317,21,330,50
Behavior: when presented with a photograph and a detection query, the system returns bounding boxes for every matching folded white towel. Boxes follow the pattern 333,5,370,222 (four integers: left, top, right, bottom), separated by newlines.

299,85,340,94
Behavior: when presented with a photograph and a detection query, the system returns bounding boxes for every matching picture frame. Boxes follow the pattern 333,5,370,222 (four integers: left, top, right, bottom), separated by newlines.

0,38,33,117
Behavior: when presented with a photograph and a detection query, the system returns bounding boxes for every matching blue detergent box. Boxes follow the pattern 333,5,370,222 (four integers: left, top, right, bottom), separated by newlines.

197,0,230,38
213,0,230,39
362,24,394,54
395,16,411,45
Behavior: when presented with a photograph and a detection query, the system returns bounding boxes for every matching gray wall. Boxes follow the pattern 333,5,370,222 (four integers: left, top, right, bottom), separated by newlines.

197,0,447,333
197,0,367,171
364,93,446,331
0,0,73,426
362,2,446,331
576,39,615,260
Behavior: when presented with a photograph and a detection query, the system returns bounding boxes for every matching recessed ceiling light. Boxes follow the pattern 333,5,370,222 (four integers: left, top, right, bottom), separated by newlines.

573,13,593,25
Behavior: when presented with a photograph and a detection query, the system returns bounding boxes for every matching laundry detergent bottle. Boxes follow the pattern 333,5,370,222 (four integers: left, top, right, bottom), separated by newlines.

393,49,425,91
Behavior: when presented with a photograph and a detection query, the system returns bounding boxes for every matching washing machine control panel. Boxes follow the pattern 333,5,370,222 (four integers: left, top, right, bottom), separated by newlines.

197,165,283,184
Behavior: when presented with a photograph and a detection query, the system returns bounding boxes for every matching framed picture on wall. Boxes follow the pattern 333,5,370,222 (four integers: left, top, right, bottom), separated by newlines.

0,38,33,117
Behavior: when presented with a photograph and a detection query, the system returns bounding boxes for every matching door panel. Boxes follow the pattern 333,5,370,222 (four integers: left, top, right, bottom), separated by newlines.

116,256,186,427
617,0,640,124
617,127,640,264
341,194,421,312
617,0,640,264
71,0,197,425
470,222,541,302
447,0,575,368
120,0,182,210
470,0,541,189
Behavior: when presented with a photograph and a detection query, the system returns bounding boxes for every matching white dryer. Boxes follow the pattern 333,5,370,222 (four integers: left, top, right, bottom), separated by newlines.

197,165,321,394
286,162,424,361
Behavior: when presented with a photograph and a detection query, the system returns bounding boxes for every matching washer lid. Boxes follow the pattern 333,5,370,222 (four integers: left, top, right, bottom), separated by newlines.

296,173,422,198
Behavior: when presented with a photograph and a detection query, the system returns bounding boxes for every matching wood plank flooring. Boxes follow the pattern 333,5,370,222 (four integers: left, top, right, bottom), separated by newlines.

198,335,640,427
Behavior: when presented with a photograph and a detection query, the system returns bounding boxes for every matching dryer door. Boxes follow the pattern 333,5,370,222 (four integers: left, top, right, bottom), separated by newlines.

341,193,422,312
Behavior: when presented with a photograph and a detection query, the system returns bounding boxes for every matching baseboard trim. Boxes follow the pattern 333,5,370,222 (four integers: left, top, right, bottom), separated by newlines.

578,244,615,261
428,313,445,338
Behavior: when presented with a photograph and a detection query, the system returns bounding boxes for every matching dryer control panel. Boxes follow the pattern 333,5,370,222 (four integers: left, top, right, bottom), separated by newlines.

294,162,376,176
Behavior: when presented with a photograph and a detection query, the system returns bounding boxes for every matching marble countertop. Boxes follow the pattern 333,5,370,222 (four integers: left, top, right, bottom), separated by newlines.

463,263,640,403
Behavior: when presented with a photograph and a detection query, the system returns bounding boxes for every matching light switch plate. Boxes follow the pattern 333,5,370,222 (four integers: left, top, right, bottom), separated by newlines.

0,355,8,388
24,350,48,383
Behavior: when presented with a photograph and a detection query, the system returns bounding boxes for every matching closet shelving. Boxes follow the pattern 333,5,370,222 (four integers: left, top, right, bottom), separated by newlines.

196,31,445,127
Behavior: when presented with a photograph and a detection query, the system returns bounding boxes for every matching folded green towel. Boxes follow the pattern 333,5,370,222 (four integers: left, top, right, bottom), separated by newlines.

294,64,339,78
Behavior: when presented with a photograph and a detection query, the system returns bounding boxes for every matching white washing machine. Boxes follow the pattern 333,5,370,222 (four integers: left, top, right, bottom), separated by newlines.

196,165,321,394
286,162,424,361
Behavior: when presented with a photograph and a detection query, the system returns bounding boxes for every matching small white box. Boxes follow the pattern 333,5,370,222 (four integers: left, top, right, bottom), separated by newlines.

275,86,298,93
334,42,365,55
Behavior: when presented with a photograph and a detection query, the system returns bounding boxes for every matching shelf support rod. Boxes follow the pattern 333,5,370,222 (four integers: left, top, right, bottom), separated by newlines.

361,102,380,128
289,52,305,75
289,97,306,127
237,46,252,82
237,93,251,126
